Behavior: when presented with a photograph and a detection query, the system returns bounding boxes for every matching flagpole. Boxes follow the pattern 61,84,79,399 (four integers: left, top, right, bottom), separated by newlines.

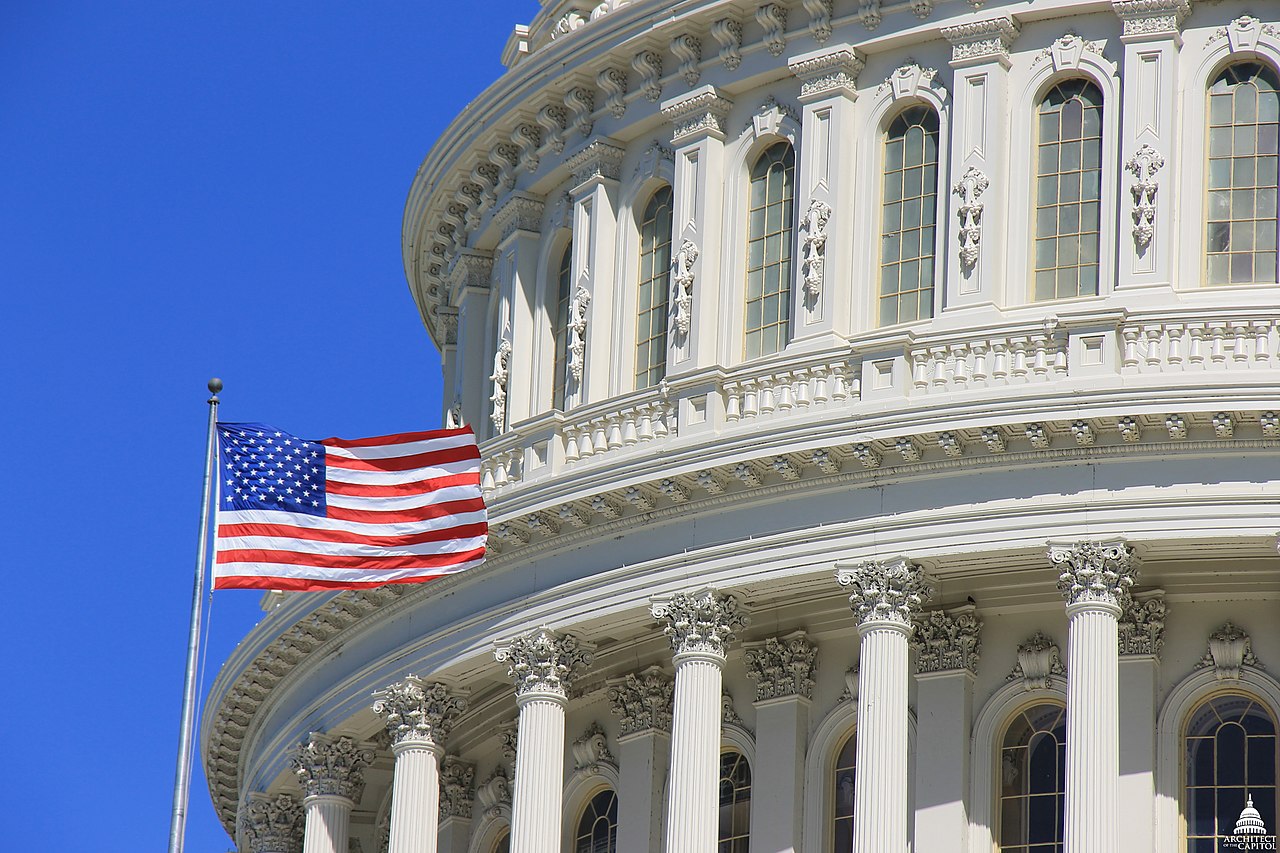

167,378,222,853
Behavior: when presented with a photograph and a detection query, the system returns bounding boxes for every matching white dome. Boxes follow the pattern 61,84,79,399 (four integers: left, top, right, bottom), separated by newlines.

1234,795,1268,835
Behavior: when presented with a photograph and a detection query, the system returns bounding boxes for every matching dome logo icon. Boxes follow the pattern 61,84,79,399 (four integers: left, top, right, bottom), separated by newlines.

1225,795,1277,851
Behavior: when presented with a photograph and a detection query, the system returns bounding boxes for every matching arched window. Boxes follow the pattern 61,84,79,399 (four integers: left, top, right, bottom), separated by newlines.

636,186,673,388
1207,62,1280,285
999,703,1066,852
745,142,795,360
719,750,752,852
1033,79,1104,301
880,106,940,325
573,789,619,853
491,828,510,853
552,242,573,409
1185,693,1277,847
832,730,856,852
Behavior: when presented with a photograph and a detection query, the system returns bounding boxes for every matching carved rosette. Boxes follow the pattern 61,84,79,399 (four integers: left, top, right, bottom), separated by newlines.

744,630,818,701
1117,594,1166,657
912,607,982,674
1198,622,1263,680
836,557,934,627
651,589,749,659
607,665,674,736
292,734,375,803
371,676,468,749
571,722,617,773
240,792,303,853
494,627,593,698
1125,144,1165,249
1007,632,1065,690
953,167,989,270
801,200,831,301
438,755,475,820
671,239,699,337
1049,540,1138,610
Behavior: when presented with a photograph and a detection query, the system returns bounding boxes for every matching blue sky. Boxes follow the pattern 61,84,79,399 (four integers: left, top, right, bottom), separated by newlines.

0,2,534,849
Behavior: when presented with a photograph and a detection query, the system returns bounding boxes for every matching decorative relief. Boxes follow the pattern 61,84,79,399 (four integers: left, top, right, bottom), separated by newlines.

488,331,512,433
589,0,631,21
608,665,674,736
1213,412,1235,439
550,10,585,39
240,792,303,853
670,34,702,86
632,140,674,184
953,167,989,270
913,606,982,674
756,4,788,56
292,734,375,802
789,47,866,101
564,86,595,138
941,17,1021,63
662,88,733,142
475,766,511,818
750,96,800,140
836,557,934,627
438,756,475,820
1118,593,1166,657
651,588,748,658
837,665,859,702
566,139,625,186
1199,622,1263,680
488,143,519,193
1033,33,1106,70
571,722,617,772
567,283,591,384
744,630,818,701
859,0,882,31
878,62,941,101
722,690,747,727
536,103,568,154
494,628,593,697
498,720,518,768
1007,632,1065,690
1111,0,1190,38
371,676,468,747
1049,540,1138,609
632,50,664,102
671,239,699,338
597,67,629,119
802,0,833,44
710,18,743,71
1125,144,1164,250
1210,16,1280,52
493,194,544,243
445,400,463,429
911,0,934,20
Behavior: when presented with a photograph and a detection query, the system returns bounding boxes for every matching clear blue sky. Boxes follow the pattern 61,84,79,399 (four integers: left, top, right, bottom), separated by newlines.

0,3,535,849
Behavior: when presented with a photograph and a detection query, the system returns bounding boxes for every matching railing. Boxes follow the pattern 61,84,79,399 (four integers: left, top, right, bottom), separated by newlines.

562,396,677,464
907,324,1068,394
722,356,859,422
1120,316,1277,373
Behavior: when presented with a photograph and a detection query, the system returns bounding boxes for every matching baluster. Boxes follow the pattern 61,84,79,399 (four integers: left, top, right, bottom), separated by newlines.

606,416,624,450
795,369,812,407
971,343,990,385
930,347,949,390
776,372,795,411
1188,325,1206,367
482,462,496,492
563,429,580,462
1031,335,1050,380
1209,324,1228,366
1253,321,1272,362
991,342,1010,382
1011,337,1030,381
623,411,641,445
813,367,831,403
743,383,760,418
724,384,742,421
951,345,971,386
578,429,594,459
493,454,510,486
1232,322,1250,363
1053,339,1068,377
759,382,776,415
1121,326,1141,369
910,351,929,390
1167,326,1185,368
1143,325,1163,369
591,420,608,455
653,403,671,438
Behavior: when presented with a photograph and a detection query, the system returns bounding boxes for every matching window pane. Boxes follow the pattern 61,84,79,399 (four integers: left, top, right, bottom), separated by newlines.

744,142,795,357
879,106,940,325
718,752,752,849
634,186,673,388
551,242,573,410
1001,704,1067,852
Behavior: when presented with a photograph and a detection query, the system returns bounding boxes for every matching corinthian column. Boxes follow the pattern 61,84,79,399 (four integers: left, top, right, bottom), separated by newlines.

493,628,592,853
240,792,303,853
372,677,468,853
1049,539,1138,853
651,589,748,853
292,734,375,853
836,557,933,853
608,666,674,853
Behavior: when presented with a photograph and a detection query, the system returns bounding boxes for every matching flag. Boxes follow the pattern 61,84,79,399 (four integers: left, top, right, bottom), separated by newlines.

213,423,486,591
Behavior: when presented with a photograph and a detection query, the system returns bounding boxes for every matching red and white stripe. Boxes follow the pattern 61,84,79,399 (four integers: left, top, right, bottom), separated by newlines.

214,427,486,591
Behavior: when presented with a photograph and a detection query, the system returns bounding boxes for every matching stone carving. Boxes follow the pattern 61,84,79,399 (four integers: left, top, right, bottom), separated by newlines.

564,86,595,138
1034,33,1106,70
597,67,628,119
475,766,512,818
445,400,463,429
1211,15,1280,52
1008,632,1065,690
941,17,1021,62
710,18,743,71
789,47,865,100
651,588,749,658
801,199,831,301
571,722,616,772
567,284,591,383
498,720,518,769
982,427,1007,453
937,432,963,458
1026,423,1050,449
879,63,940,101
1069,420,1094,446
1213,412,1235,439
1264,411,1280,437
1125,144,1164,250
550,10,585,39
371,676,468,747
1198,622,1263,680
756,4,788,56
662,89,734,142
859,0,882,30
438,756,475,820
744,630,818,700
240,792,303,853
536,103,568,154
632,140,674,184
913,607,982,674
802,0,833,44
292,734,375,802
953,167,989,271
589,0,630,21
1049,540,1138,608
632,50,663,102
670,34,702,86
671,239,699,338
751,96,800,139
836,557,934,627
722,690,746,727
567,139,625,186
493,194,544,243
1118,416,1142,443
1118,594,1166,657
510,123,542,174
489,332,512,433
851,443,881,469
494,628,593,697
488,143,518,194
1112,0,1190,37
608,665,674,736
911,0,934,20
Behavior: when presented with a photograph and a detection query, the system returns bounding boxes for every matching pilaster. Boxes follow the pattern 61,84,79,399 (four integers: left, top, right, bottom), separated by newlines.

1118,592,1165,853
240,792,303,853
292,734,375,853
609,666,673,853
448,251,494,433
436,756,475,853
491,193,545,423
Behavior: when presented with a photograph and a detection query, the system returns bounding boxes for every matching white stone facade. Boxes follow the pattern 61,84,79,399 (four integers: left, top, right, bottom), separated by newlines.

204,1,1280,852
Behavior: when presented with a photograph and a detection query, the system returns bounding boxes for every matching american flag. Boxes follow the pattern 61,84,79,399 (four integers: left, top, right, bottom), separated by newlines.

213,423,486,591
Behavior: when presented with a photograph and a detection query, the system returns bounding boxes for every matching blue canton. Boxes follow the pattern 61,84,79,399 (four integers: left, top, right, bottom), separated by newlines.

217,422,327,517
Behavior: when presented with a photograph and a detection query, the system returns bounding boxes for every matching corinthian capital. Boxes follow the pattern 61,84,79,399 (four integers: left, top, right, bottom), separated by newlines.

651,588,749,659
744,630,818,701
607,665,674,736
372,676,468,749
913,605,982,674
836,557,933,627
240,792,303,853
494,627,593,698
1048,539,1138,609
438,755,476,820
292,734,375,803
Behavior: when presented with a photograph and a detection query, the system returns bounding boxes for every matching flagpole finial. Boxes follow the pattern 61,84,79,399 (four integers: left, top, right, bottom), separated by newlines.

208,378,223,401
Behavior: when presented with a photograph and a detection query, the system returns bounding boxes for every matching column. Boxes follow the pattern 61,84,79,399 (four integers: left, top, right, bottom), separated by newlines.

660,87,732,376
836,557,933,853
564,139,624,406
450,260,494,432
911,605,982,853
292,734,375,853
437,756,477,853
372,677,469,853
607,666,674,853
494,628,593,853
743,630,818,853
1112,0,1190,290
1117,591,1164,853
490,194,546,424
787,46,864,340
1048,539,1139,853
939,16,1020,311
240,792,303,853
651,589,748,853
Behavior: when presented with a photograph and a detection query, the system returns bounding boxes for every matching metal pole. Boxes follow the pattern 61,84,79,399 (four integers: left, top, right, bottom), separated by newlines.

167,378,222,853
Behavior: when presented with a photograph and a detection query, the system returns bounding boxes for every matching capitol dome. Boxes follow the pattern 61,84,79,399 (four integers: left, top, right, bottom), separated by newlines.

1236,795,1269,835
203,2,1280,853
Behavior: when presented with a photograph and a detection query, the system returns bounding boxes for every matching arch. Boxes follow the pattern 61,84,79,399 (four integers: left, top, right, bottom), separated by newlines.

804,699,858,852
561,762,621,853
1155,665,1280,851
468,814,512,853
970,675,1068,853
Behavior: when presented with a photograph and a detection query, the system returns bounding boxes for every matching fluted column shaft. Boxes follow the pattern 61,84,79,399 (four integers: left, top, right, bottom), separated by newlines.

301,795,352,853
853,621,912,853
387,740,443,853
511,689,568,853
665,650,725,853
1064,601,1121,853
